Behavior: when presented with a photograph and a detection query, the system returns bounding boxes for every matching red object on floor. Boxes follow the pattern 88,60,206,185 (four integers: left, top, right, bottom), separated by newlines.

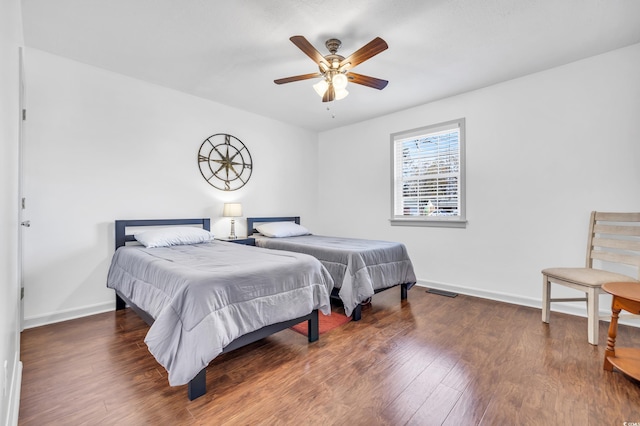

290,311,351,336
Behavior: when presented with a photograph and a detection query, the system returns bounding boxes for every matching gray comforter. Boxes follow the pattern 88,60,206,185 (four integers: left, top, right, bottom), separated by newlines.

106,241,333,386
255,235,416,316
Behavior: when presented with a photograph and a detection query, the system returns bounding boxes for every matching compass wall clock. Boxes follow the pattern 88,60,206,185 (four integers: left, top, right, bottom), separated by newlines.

197,133,253,191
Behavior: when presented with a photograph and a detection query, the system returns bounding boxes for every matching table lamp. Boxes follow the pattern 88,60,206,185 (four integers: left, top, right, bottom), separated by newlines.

222,203,242,239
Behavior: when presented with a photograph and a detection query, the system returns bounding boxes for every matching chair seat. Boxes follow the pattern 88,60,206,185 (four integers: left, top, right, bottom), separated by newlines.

542,267,639,287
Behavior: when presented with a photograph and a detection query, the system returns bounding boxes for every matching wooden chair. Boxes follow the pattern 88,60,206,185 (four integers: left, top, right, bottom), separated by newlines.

542,211,640,345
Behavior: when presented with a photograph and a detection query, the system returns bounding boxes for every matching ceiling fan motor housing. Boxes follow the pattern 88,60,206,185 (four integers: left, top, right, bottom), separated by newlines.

325,38,341,54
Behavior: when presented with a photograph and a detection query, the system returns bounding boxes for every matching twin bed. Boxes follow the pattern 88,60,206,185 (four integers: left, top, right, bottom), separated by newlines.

107,218,333,400
106,217,416,400
247,216,417,321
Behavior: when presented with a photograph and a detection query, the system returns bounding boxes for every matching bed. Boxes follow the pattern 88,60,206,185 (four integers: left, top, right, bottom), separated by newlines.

247,216,417,321
107,218,333,400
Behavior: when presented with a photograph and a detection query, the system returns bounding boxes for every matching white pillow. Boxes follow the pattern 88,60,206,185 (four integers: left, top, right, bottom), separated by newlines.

134,227,214,248
255,222,310,238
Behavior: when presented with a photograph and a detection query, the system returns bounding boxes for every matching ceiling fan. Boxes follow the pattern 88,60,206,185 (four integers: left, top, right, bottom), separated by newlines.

274,35,389,102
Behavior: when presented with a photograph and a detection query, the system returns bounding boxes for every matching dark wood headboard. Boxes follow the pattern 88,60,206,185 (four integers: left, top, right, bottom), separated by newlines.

115,218,211,249
246,216,300,236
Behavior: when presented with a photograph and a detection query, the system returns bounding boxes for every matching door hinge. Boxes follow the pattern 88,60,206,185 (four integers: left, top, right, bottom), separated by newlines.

21,287,24,300
22,109,26,121
21,197,26,209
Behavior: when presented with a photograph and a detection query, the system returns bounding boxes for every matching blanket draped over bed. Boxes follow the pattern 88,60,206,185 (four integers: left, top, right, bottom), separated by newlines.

107,241,333,386
254,235,416,317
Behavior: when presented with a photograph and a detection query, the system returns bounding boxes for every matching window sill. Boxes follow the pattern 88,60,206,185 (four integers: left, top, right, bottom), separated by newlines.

389,218,467,228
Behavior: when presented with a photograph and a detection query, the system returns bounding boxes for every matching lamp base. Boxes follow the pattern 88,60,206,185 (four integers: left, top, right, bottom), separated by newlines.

228,219,237,239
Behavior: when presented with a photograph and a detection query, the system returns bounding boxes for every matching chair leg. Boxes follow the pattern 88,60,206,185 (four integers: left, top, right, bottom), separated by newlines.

542,274,551,323
586,287,599,345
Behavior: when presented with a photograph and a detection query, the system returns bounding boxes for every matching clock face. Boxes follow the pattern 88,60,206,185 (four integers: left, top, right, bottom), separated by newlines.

197,133,253,191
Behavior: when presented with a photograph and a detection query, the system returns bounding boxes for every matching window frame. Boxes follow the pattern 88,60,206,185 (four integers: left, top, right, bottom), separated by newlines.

389,118,467,228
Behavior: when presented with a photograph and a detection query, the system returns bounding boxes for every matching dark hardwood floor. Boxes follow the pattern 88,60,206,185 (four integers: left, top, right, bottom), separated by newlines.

19,287,640,425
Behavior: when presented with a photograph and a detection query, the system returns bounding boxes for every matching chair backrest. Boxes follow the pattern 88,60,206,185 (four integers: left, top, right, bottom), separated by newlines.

585,211,640,279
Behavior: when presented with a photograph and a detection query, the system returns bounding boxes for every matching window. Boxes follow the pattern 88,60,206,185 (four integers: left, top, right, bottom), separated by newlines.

390,118,466,228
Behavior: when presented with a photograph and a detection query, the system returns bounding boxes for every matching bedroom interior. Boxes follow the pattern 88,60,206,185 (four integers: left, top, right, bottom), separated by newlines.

2,0,640,424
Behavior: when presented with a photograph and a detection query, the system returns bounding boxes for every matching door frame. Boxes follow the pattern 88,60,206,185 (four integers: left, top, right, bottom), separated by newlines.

18,45,26,331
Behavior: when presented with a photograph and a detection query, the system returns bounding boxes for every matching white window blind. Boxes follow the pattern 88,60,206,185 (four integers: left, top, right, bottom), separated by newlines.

390,118,466,227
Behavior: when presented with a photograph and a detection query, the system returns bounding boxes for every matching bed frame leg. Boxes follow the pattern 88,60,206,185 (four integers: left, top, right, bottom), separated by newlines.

352,304,362,322
401,283,408,300
115,294,126,310
308,310,319,342
188,368,207,400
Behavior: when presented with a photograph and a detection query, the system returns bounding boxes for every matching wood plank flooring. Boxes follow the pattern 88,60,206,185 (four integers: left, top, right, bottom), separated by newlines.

19,288,640,425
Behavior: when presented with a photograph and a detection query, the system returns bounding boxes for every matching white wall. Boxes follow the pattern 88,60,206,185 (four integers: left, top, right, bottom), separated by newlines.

22,49,320,327
0,0,23,423
317,43,640,316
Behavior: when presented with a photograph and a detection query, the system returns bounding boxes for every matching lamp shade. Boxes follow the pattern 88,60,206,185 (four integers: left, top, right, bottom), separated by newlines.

334,88,349,100
313,79,329,97
332,73,348,90
223,203,242,217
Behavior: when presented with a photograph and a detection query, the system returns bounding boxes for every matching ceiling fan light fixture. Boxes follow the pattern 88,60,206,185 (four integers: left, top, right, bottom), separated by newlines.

334,88,349,100
332,73,348,90
313,79,329,97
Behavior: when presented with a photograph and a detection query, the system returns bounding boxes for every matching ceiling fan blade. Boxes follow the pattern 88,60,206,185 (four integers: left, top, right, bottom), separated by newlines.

290,35,330,67
339,37,388,69
347,72,388,90
322,84,335,102
274,73,322,85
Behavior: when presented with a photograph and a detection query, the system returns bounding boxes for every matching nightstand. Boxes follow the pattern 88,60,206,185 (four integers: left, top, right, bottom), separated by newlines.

215,237,255,246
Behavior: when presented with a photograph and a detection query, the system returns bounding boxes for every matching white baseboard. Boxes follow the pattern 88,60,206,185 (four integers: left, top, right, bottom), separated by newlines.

23,301,114,329
5,359,21,426
417,279,640,328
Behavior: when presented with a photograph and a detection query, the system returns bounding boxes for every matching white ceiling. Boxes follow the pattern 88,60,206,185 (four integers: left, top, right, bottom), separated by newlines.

21,0,640,132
